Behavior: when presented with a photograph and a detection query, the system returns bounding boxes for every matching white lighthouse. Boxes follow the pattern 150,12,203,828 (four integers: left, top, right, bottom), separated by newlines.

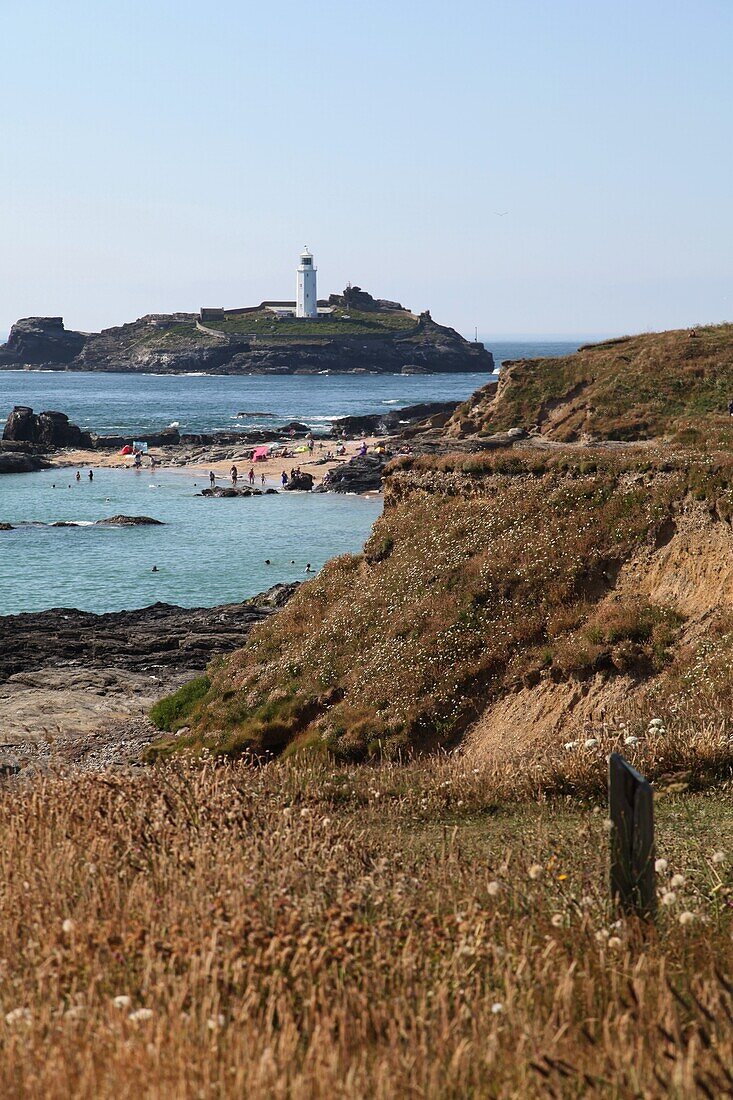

296,247,318,318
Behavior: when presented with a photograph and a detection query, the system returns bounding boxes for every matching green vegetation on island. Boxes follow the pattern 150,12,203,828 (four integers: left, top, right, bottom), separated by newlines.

205,306,419,338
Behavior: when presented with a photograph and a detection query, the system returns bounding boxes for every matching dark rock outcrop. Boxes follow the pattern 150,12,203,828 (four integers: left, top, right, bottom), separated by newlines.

0,523,14,531
2,406,92,448
0,450,51,474
320,453,388,493
0,317,88,366
327,287,406,312
278,421,311,435
282,471,314,491
96,515,165,526
332,400,460,438
200,487,264,498
0,583,298,681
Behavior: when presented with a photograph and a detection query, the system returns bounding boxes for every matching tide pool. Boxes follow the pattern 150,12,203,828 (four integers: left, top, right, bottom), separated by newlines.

0,467,382,614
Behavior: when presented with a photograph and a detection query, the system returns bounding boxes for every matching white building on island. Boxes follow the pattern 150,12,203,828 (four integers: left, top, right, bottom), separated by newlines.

261,248,334,320
296,247,318,318
200,248,334,323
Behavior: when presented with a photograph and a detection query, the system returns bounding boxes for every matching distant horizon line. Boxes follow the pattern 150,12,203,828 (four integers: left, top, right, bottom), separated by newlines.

473,332,619,343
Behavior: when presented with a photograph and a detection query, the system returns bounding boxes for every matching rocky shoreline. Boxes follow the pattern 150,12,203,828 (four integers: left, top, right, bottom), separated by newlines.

0,302,494,376
0,400,466,490
0,584,297,772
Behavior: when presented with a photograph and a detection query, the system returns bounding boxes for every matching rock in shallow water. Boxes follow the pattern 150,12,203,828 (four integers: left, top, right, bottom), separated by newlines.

96,515,165,526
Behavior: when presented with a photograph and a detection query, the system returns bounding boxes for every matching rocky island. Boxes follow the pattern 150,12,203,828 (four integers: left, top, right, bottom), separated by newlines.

0,287,493,375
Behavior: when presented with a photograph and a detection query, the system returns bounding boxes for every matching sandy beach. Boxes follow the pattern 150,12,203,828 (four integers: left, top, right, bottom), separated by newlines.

51,435,387,488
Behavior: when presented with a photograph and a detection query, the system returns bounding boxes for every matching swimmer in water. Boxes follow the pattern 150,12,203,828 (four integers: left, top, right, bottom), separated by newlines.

151,565,159,572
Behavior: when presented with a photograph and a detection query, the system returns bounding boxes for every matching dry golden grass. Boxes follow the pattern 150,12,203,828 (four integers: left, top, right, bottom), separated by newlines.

0,756,730,1098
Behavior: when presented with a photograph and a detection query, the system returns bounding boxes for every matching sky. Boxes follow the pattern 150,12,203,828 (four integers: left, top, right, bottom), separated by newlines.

1,0,732,339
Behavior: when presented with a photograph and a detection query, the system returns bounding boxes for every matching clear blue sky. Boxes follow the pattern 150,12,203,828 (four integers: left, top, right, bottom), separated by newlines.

1,0,731,338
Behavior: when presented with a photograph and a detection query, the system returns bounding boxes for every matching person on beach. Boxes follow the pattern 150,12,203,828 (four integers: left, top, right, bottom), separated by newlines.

281,470,288,487
305,563,313,573
248,467,255,485
261,473,266,485
209,471,216,488
230,464,238,486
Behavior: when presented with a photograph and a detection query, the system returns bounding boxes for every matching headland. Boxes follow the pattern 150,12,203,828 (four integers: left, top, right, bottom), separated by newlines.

0,287,493,375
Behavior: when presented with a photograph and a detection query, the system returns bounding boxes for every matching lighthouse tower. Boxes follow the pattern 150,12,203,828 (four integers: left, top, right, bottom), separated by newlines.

296,247,318,318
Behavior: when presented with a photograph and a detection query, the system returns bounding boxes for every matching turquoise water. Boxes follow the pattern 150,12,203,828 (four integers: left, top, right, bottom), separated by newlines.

0,343,580,614
0,467,382,614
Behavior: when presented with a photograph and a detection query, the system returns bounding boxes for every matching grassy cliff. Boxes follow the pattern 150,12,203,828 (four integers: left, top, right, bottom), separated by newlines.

149,445,733,793
449,322,733,442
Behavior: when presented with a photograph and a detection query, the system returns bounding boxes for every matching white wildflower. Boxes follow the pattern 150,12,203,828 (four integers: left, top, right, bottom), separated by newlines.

661,891,677,906
550,913,564,928
712,851,726,865
624,736,639,747
487,881,501,897
128,1008,154,1022
528,864,543,880
4,1008,31,1027
678,911,695,926
607,936,623,949
490,1002,503,1014
112,995,131,1009
602,818,614,833
670,874,685,888
584,738,599,748
62,918,75,935
655,858,668,873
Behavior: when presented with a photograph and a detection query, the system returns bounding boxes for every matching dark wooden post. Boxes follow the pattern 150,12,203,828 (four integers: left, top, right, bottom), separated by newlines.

608,752,656,919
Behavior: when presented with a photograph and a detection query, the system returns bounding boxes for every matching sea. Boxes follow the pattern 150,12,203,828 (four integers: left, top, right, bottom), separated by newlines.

0,341,579,615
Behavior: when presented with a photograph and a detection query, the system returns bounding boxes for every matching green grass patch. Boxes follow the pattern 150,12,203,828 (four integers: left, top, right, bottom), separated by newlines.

207,307,418,338
150,675,211,732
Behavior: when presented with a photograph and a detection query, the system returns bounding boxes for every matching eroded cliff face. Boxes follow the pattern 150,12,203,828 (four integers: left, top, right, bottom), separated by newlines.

150,447,733,768
0,317,88,366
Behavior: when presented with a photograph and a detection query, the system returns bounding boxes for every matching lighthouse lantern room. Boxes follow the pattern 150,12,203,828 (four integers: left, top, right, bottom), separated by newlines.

296,247,318,318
